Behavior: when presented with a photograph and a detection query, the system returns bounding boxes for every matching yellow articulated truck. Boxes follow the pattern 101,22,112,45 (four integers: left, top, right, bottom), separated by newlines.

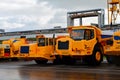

19,35,55,64
0,36,27,59
104,30,120,65
55,26,112,65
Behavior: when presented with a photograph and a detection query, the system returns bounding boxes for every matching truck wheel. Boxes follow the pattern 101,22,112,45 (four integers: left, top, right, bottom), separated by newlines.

92,49,103,65
11,58,19,61
53,56,63,65
35,59,48,64
106,55,114,64
85,49,103,66
114,56,120,66
91,49,103,65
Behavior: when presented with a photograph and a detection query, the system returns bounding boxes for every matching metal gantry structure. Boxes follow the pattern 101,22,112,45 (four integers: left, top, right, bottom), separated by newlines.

67,9,105,28
107,0,120,25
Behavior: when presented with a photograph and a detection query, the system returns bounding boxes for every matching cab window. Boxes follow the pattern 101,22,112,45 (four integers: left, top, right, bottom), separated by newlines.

70,29,84,40
46,38,48,46
38,38,45,46
49,38,53,45
84,29,94,40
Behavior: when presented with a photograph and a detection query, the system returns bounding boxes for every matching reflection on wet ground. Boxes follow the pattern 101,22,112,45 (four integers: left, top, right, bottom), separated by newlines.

0,61,119,80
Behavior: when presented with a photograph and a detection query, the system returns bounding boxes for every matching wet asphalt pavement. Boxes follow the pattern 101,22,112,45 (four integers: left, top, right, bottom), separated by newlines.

0,61,119,80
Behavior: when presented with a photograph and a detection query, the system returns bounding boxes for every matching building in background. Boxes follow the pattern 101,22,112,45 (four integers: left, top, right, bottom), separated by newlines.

0,29,5,33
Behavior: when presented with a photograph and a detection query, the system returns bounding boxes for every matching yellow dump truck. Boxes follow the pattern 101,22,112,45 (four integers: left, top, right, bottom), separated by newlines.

0,36,27,59
55,26,112,65
105,30,120,65
19,35,55,64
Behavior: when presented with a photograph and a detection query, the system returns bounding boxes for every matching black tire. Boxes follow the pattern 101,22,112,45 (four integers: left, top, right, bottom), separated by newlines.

114,56,120,66
11,58,19,61
53,56,63,65
85,49,103,66
105,55,114,64
35,59,48,64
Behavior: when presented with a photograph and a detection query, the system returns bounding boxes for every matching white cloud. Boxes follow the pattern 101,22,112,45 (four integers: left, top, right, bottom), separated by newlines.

0,21,24,29
0,0,118,32
0,0,58,31
0,0,36,10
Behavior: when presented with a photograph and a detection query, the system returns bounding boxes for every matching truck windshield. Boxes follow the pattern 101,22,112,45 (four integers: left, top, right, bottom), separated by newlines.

70,29,94,40
70,29,84,40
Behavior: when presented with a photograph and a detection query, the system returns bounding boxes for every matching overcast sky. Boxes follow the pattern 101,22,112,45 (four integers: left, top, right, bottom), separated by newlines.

0,0,110,32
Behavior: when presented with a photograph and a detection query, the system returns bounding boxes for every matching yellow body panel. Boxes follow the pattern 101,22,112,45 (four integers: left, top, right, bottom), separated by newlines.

56,37,97,56
17,43,37,58
105,30,120,55
19,44,55,60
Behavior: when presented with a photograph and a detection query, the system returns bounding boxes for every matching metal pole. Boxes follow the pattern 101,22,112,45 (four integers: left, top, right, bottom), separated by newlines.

107,0,110,25
79,18,82,25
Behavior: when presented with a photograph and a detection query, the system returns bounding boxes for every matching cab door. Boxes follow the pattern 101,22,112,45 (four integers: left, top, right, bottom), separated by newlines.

84,29,97,54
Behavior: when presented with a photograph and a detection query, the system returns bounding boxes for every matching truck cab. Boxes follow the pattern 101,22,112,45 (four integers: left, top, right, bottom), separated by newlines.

19,35,55,64
55,26,103,65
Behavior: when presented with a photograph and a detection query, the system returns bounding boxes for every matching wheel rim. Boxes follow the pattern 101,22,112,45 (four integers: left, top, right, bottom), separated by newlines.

95,51,101,61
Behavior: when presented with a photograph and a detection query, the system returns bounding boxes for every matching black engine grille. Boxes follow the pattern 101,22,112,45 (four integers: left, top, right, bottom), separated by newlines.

20,46,29,54
58,41,69,50
4,49,10,53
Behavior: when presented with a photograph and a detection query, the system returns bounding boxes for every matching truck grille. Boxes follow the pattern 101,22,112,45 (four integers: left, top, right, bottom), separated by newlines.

58,41,69,50
20,46,29,54
4,49,10,56
4,49,10,53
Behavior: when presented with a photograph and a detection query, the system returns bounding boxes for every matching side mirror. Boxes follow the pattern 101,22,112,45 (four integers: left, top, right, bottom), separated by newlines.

106,40,113,45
